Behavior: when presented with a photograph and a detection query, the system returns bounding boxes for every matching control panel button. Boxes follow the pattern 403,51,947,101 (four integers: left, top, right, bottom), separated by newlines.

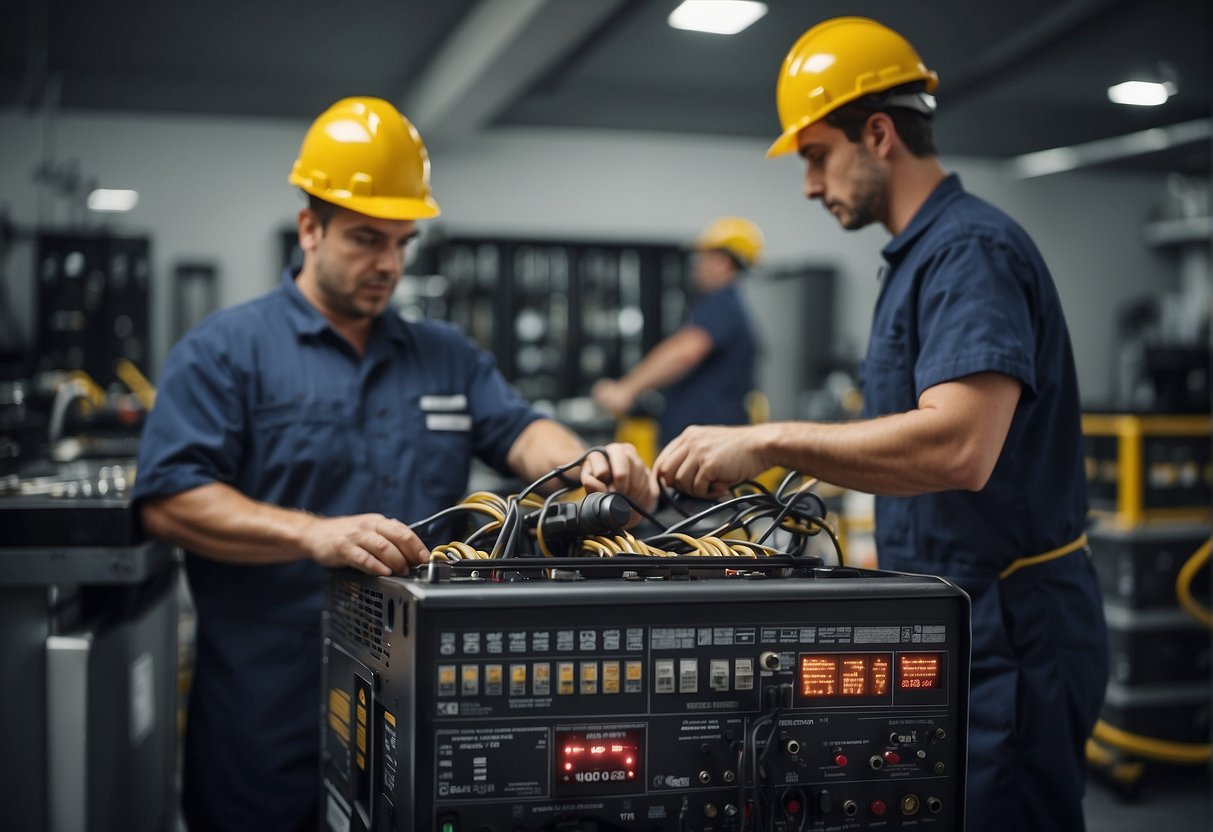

883,750,901,765
832,753,848,767
461,665,479,696
870,799,886,816
558,662,575,695
602,661,621,694
485,664,503,696
438,665,456,697
679,658,699,693
655,659,675,693
533,662,551,696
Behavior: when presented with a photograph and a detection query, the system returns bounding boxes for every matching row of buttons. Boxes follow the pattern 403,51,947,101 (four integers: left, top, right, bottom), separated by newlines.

438,660,645,697
653,658,755,694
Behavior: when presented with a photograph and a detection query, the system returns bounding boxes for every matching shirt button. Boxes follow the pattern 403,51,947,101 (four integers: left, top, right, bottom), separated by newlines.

377,408,388,418
380,476,391,487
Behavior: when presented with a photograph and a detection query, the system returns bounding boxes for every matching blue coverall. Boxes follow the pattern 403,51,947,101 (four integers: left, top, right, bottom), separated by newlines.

133,272,542,831
659,283,757,445
861,174,1108,831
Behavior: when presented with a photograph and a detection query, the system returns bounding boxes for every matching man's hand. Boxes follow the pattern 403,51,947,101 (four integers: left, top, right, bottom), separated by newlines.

580,442,659,521
301,513,431,576
654,424,769,498
591,379,634,418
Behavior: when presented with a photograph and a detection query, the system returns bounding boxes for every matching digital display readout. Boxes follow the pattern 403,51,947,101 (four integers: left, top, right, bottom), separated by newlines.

554,729,642,796
897,653,943,690
799,653,891,697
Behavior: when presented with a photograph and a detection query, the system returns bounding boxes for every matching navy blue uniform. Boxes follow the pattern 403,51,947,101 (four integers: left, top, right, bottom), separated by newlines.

659,283,757,445
861,175,1107,831
133,272,542,832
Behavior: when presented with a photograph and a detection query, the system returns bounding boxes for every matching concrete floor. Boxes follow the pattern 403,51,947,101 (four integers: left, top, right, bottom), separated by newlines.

1084,764,1211,831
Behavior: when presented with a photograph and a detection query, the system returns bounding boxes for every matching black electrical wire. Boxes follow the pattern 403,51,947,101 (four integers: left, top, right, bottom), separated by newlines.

754,489,826,546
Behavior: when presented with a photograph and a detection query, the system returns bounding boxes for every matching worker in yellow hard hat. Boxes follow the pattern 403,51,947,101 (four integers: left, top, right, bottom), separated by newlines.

655,18,1106,832
593,216,762,448
132,97,656,831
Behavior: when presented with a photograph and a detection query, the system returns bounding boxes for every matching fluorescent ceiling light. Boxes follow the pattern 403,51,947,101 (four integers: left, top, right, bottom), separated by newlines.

668,0,767,35
1107,80,1176,107
87,188,139,212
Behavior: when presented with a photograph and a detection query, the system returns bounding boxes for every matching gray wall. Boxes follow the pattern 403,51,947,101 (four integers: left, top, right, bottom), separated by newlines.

0,108,1185,407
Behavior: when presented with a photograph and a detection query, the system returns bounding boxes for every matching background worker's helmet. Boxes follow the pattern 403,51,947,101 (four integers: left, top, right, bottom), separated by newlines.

766,17,938,158
696,217,765,267
288,96,441,220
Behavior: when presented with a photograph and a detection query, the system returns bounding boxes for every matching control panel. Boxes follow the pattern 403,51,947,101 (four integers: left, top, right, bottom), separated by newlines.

322,566,969,831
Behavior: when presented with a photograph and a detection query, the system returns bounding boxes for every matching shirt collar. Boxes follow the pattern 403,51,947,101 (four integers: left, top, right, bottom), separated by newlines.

278,268,411,349
881,173,964,267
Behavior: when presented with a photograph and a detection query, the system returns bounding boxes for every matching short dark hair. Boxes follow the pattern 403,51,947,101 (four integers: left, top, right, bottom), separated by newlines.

305,193,340,228
823,83,938,158
716,250,747,273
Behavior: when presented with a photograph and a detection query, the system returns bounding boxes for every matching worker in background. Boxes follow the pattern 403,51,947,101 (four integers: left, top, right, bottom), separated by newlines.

132,97,657,832
592,216,760,447
654,18,1106,832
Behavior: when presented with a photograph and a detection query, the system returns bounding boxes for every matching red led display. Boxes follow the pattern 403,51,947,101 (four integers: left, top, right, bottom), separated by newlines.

554,730,643,796
897,653,943,690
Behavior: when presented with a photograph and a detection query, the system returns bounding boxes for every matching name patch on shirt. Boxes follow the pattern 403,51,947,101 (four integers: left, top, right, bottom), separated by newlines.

420,394,468,412
426,413,472,432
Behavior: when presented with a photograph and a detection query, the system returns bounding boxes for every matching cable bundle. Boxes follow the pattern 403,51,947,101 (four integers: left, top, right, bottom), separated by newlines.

408,447,843,567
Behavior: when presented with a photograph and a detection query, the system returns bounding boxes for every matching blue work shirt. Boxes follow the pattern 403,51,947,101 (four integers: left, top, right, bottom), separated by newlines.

659,283,757,445
862,173,1088,578
860,174,1106,832
132,270,542,831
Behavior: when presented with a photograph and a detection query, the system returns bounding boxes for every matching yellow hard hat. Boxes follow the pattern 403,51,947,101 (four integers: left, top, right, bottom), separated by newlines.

288,96,441,220
766,17,938,159
696,217,765,266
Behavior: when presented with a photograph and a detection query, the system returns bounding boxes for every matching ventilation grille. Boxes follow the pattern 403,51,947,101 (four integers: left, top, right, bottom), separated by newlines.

330,579,390,664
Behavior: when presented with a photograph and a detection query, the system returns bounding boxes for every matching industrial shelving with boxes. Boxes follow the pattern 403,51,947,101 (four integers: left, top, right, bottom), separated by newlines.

1081,411,1213,794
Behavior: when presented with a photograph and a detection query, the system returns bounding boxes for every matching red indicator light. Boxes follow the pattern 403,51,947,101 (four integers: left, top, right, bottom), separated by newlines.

832,753,848,767
870,799,886,816
883,751,901,765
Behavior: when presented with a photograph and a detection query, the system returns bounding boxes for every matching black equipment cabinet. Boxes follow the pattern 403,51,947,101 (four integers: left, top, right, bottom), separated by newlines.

0,463,178,832
321,566,970,831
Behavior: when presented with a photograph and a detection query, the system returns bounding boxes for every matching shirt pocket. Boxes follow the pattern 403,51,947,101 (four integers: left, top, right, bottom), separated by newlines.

860,335,914,416
249,398,362,482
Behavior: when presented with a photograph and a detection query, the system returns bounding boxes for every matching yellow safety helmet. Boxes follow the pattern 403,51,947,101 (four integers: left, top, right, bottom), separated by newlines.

696,217,765,267
766,17,938,159
288,96,441,220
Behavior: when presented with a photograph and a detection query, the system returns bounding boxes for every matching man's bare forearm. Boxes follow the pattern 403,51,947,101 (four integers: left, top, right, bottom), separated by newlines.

141,482,317,564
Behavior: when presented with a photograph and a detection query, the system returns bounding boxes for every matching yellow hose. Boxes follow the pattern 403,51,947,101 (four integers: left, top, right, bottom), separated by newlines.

1174,537,1212,628
1092,719,1211,766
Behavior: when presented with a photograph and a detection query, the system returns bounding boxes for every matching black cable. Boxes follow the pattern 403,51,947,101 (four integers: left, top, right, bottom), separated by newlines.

658,493,774,537
610,489,665,529
755,490,823,547
775,469,803,500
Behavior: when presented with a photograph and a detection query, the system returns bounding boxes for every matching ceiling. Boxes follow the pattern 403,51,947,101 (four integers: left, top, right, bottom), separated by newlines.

2,0,1210,177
